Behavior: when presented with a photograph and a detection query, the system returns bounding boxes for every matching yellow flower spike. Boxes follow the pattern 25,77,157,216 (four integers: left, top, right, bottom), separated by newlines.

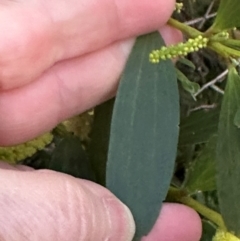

213,229,240,241
189,47,195,52
0,132,53,164
149,35,209,63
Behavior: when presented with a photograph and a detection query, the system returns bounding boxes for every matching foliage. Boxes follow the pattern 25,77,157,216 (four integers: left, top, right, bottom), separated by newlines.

2,0,240,240
106,32,179,239
184,135,217,193
211,0,240,31
216,67,240,235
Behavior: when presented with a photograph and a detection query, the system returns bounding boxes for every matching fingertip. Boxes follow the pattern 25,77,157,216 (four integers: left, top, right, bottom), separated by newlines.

143,203,202,241
0,169,135,241
76,179,136,240
0,161,34,171
102,197,136,241
116,0,176,35
122,203,136,240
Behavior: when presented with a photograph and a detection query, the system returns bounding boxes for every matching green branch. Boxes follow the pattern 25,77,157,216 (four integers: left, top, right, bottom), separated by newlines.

168,18,203,38
167,187,226,230
209,41,240,58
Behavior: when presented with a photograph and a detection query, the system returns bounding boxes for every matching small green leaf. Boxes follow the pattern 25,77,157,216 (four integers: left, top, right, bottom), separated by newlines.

178,57,196,69
88,98,115,185
216,67,240,236
234,107,240,128
179,107,220,146
176,69,200,98
48,136,95,180
200,220,216,241
212,0,240,31
184,135,217,193
106,32,179,239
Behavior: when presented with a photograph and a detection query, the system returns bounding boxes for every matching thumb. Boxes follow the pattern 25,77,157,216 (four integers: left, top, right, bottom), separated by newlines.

0,164,135,241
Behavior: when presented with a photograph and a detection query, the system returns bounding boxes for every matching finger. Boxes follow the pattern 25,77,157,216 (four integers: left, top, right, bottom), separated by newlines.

47,0,176,59
0,0,175,89
0,161,34,171
0,38,134,145
0,168,135,241
0,26,182,146
142,203,202,241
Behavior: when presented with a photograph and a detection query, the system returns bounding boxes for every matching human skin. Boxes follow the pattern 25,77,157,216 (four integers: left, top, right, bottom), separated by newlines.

0,0,202,240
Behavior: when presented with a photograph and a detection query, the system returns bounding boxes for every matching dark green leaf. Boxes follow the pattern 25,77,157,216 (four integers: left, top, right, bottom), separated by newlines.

106,32,179,239
200,220,216,241
178,57,196,69
22,149,51,169
184,135,217,193
48,136,95,180
176,69,200,98
88,98,115,186
212,0,240,31
234,106,240,128
179,107,220,146
216,67,240,236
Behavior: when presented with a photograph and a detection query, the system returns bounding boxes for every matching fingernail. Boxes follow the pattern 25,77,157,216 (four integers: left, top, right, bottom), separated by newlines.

103,198,135,241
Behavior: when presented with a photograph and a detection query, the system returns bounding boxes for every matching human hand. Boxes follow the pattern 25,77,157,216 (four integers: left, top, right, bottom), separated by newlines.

0,0,202,240
0,162,201,241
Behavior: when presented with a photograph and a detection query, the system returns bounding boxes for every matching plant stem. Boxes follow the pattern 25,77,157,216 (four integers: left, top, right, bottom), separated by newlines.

167,18,240,61
209,41,240,58
168,18,203,38
167,187,226,230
